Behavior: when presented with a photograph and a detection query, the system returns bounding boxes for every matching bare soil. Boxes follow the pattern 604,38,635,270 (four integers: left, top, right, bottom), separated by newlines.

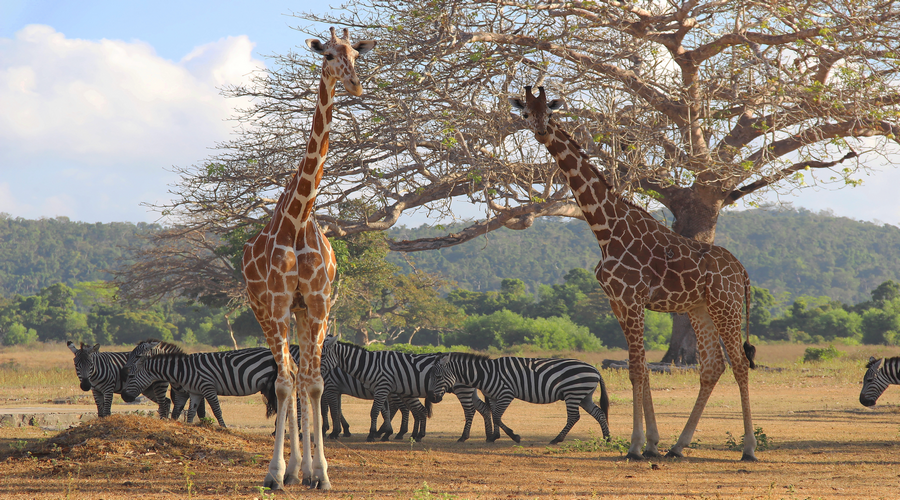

1,344,899,499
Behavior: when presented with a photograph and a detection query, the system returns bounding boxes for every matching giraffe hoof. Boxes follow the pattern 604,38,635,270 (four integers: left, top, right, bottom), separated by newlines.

625,452,644,461
642,449,662,458
740,453,758,462
665,450,684,459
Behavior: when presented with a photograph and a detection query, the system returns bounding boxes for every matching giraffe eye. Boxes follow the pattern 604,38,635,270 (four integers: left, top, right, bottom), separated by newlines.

522,113,530,119
325,54,335,61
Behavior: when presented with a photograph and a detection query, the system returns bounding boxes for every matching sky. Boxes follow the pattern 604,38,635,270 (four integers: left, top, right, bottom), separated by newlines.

1,1,899,228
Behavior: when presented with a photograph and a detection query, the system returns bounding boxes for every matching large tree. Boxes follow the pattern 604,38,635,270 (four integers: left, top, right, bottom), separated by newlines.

125,0,900,360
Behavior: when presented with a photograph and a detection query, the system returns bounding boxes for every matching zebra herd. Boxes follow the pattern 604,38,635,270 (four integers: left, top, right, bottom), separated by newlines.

66,337,614,443
67,338,900,442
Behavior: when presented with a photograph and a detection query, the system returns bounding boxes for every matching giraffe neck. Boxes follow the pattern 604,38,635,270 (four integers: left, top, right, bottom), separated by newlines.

543,120,626,248
274,74,336,227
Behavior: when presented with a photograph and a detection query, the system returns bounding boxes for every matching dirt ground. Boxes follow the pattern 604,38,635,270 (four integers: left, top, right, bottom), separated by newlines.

1,345,899,499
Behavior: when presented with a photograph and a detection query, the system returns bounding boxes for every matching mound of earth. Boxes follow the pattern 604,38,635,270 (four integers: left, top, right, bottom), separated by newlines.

1,414,262,473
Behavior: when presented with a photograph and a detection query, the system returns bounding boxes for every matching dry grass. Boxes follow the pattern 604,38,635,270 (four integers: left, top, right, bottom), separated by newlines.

1,342,900,498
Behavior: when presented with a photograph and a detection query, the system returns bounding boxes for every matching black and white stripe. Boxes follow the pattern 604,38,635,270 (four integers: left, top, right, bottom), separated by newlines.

427,353,610,444
121,342,277,427
860,356,900,406
67,340,170,418
124,339,206,421
321,336,492,442
322,367,413,440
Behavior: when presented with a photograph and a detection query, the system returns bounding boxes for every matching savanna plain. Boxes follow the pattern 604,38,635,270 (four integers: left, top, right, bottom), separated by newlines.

0,343,898,499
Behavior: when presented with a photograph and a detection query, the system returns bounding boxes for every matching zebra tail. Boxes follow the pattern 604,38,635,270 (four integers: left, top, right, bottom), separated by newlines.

743,273,757,370
263,375,278,419
425,399,433,418
598,373,610,417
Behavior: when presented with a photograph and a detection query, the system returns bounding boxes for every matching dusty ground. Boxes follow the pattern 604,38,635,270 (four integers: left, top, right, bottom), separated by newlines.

1,344,899,499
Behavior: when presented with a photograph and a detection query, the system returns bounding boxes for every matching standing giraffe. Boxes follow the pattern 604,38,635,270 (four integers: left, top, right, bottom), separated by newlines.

510,86,757,461
242,27,375,490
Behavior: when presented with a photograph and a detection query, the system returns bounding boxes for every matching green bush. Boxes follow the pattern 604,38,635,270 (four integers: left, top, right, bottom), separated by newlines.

802,345,844,363
2,323,38,346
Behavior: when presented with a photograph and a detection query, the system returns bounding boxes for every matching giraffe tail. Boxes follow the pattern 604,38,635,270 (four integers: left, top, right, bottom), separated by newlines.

743,273,757,369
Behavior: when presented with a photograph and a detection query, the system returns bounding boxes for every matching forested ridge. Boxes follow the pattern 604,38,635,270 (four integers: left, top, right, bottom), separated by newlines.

0,215,159,297
1,207,899,304
389,207,900,304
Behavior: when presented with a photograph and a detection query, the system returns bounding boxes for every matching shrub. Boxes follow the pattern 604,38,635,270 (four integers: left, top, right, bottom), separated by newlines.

802,345,844,363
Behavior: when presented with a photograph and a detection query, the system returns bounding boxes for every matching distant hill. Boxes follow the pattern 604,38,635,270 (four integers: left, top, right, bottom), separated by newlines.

388,208,900,304
1,208,898,305
0,215,160,297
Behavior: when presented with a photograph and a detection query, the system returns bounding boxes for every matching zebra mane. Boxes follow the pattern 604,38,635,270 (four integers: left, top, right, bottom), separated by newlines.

138,338,185,355
866,357,882,369
451,351,491,363
336,340,364,351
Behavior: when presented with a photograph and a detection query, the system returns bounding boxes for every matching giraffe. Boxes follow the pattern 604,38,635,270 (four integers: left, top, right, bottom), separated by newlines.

510,86,758,461
241,27,375,490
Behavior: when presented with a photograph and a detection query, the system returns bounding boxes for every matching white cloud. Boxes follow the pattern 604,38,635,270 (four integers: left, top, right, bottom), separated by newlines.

0,25,265,222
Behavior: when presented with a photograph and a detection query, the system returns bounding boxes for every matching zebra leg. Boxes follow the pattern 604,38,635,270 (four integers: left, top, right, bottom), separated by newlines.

490,397,520,443
90,388,105,417
144,382,170,419
186,394,202,423
580,393,611,440
102,388,115,418
402,398,428,442
203,389,227,427
476,393,494,442
550,396,583,444
390,395,410,440
368,391,391,441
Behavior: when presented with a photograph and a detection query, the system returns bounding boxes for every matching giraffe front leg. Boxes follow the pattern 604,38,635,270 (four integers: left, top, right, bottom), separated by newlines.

306,376,330,490
641,371,661,458
265,367,295,490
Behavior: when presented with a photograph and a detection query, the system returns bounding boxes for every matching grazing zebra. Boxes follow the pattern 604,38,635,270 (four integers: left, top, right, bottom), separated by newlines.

860,356,900,407
322,367,413,440
121,342,277,427
426,352,610,444
66,341,171,418
321,336,493,442
123,339,206,420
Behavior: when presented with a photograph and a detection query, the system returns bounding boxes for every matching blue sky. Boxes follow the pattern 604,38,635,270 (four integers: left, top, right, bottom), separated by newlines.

1,1,899,228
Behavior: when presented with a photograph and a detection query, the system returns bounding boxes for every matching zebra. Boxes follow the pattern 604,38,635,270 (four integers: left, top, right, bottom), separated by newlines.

426,352,610,444
860,356,900,407
66,340,171,418
320,336,493,442
122,339,209,421
322,366,413,440
121,342,277,427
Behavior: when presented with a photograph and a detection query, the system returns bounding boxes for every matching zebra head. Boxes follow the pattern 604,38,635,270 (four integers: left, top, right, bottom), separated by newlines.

320,335,340,374
426,353,456,404
860,356,889,407
67,341,98,391
122,339,181,383
121,349,156,403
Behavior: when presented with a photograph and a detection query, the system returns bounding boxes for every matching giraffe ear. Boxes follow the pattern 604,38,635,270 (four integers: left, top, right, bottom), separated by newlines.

353,40,376,55
306,39,326,54
508,98,525,110
547,99,564,111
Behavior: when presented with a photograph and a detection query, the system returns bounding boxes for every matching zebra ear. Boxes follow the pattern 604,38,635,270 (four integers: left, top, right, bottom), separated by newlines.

438,353,451,366
91,344,100,353
67,341,78,354
148,341,161,349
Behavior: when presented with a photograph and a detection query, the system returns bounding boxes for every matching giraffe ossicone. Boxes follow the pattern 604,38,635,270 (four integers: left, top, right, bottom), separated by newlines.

242,26,376,490
511,85,758,462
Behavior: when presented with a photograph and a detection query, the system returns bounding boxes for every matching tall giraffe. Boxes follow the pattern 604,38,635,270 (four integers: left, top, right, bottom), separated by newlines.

242,27,375,490
510,86,757,461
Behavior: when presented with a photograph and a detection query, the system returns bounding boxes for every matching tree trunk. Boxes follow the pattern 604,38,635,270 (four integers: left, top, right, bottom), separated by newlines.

660,187,724,364
660,313,698,365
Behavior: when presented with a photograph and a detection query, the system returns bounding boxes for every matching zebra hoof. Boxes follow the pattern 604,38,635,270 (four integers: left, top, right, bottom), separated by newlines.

511,435,521,444
549,438,562,445
393,433,406,441
457,437,469,443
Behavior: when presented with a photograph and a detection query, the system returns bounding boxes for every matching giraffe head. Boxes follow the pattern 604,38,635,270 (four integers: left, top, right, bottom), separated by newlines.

509,86,564,145
306,27,376,97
